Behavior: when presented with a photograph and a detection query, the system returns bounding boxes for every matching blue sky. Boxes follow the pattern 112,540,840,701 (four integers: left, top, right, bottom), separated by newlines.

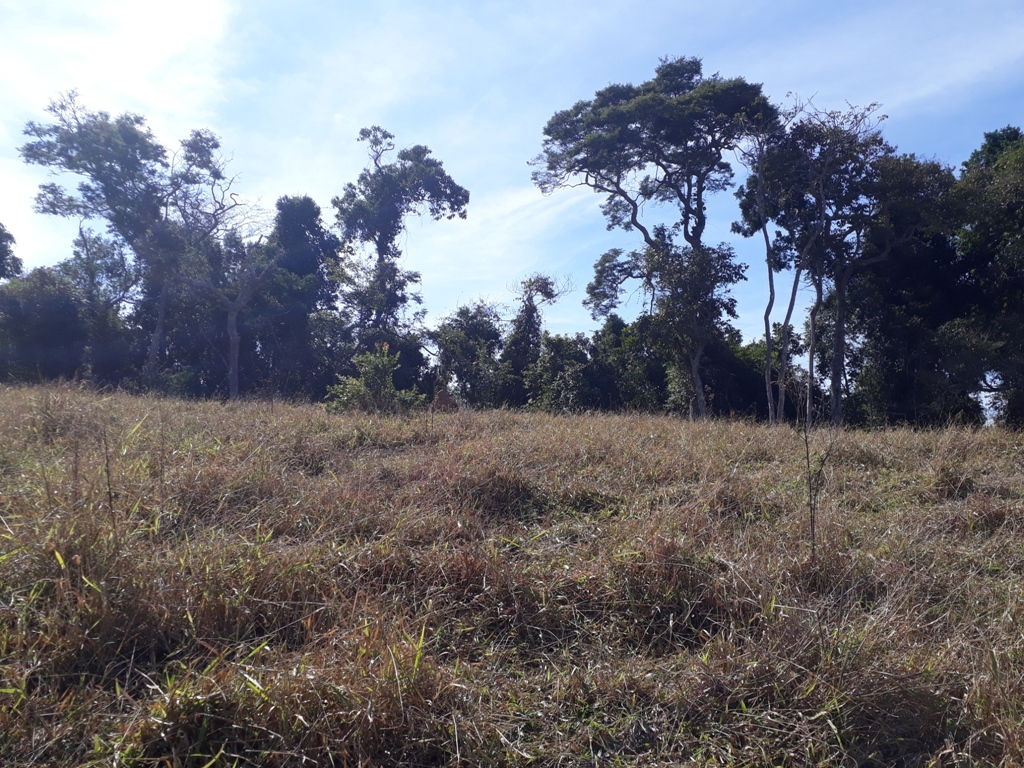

2,0,1023,340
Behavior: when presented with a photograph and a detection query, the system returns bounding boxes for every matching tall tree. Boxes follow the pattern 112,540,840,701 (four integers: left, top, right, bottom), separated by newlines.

733,99,792,423
332,126,469,388
820,149,953,426
534,56,763,251
954,126,1024,424
19,92,243,382
248,196,343,397
534,56,762,416
736,104,915,426
586,232,746,418
498,274,567,407
430,301,504,406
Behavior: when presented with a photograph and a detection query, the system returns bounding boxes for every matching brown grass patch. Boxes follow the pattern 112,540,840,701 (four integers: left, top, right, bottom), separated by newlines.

1,384,1022,765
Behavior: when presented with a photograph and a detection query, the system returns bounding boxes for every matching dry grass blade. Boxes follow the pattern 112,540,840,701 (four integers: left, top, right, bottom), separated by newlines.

0,383,1021,766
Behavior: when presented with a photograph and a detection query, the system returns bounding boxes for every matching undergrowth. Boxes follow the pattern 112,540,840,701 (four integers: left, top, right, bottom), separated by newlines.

1,383,1022,766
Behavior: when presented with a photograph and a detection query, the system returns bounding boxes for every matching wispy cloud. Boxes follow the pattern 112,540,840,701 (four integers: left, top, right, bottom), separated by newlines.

0,0,235,128
2,0,1022,341
379,183,616,321
0,0,237,267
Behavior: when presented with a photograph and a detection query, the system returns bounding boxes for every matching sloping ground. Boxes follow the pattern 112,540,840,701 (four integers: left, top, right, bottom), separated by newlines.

1,384,1022,766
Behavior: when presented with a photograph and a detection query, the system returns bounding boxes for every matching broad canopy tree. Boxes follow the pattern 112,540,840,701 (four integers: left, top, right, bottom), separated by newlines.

535,56,759,417
19,91,244,382
332,126,469,391
952,126,1024,424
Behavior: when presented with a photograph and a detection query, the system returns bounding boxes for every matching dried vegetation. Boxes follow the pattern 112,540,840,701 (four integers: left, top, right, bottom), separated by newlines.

1,384,1022,766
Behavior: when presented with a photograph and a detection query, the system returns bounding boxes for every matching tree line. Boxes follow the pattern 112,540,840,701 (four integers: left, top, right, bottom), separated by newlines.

1,57,1022,426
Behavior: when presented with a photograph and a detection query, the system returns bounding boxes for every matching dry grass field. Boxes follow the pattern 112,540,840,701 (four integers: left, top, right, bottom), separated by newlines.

1,384,1022,766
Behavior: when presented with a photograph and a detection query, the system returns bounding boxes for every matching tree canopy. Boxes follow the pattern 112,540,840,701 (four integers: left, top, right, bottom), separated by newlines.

0,221,21,280
4,70,1023,425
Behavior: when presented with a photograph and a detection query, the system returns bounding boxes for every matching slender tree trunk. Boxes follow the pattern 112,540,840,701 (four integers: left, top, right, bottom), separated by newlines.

761,221,777,424
806,273,824,429
775,220,824,422
185,283,250,402
830,268,851,426
145,282,169,383
690,344,708,420
226,304,241,401
186,246,276,401
776,266,803,421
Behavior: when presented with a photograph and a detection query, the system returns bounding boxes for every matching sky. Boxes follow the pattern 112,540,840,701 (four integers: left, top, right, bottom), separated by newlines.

2,0,1023,340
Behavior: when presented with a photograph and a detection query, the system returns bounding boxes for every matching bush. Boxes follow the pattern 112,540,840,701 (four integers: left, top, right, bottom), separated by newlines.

324,343,426,414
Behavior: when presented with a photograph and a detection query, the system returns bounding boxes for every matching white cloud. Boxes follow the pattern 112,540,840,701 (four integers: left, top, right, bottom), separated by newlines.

732,1,1024,116
2,0,1022,343
0,0,234,126
0,0,237,268
370,183,612,322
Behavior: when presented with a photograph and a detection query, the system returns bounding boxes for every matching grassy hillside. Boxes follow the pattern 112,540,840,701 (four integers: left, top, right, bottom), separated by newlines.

1,384,1022,766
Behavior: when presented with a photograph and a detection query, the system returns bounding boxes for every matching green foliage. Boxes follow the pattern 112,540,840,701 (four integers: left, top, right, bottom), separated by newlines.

53,229,139,385
324,343,425,414
586,231,747,418
9,85,1024,428
497,274,565,407
334,127,469,261
521,316,673,413
20,91,168,242
244,196,344,398
527,332,596,412
0,268,89,380
534,55,763,251
538,57,760,418
333,126,468,338
955,127,1024,425
0,220,22,280
430,301,503,406
19,91,250,391
593,315,668,409
839,231,986,427
330,127,469,396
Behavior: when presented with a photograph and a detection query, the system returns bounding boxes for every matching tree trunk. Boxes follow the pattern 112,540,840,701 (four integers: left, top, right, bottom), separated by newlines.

690,344,708,420
806,273,824,429
761,220,777,424
830,269,851,426
776,266,803,421
226,304,241,400
144,282,169,384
